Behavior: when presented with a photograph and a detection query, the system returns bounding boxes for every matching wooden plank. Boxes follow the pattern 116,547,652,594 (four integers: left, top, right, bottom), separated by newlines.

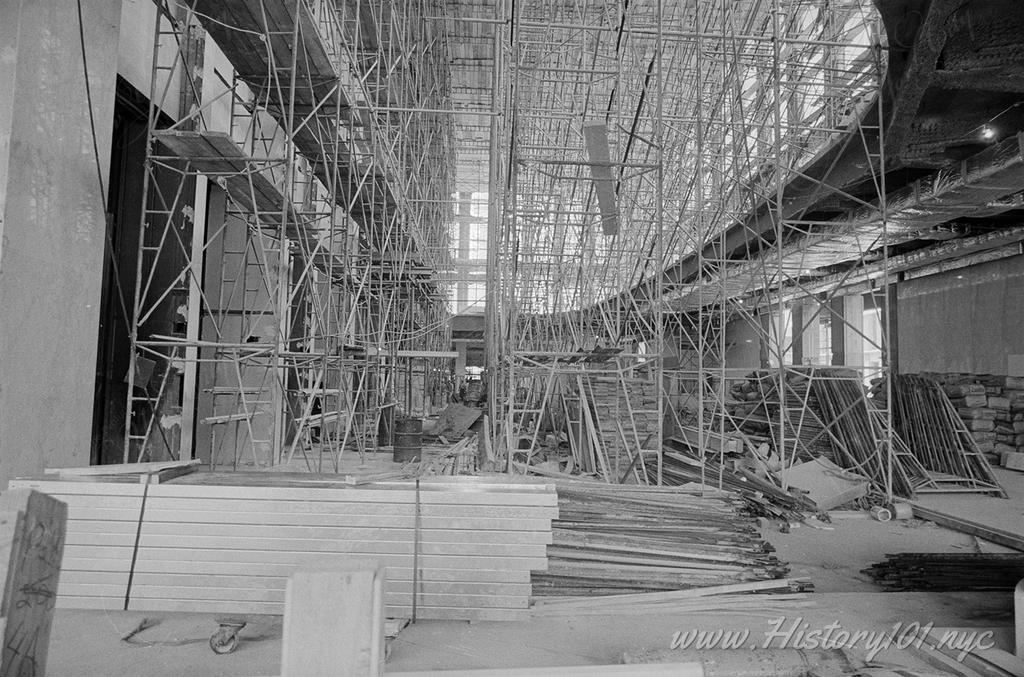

62,559,532,583
911,504,1024,551
58,571,531,597
139,498,558,519
7,480,146,497
133,523,552,545
131,535,548,558
62,499,555,520
62,584,530,610
44,460,200,478
144,484,557,506
281,565,385,677
120,598,528,620
0,489,67,677
136,510,553,531
67,547,548,570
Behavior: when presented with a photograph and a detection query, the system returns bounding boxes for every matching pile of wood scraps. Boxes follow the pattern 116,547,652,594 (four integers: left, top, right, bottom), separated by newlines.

560,373,660,482
425,434,480,476
656,444,815,519
724,368,921,499
532,579,812,616
532,482,790,597
729,371,839,464
9,475,557,621
863,552,1024,591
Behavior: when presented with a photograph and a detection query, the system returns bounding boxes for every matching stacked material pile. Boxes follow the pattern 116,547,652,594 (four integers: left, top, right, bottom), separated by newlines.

10,475,556,621
727,367,919,498
914,372,1024,461
655,443,814,518
728,371,838,464
864,553,1024,591
532,483,790,597
809,370,919,498
582,375,660,469
883,374,1004,493
533,579,811,617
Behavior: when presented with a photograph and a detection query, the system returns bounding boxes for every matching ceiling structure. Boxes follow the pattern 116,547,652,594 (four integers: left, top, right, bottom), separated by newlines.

438,0,1024,336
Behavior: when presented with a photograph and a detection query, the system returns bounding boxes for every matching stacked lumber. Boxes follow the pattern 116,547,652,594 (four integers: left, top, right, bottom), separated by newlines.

426,435,480,475
532,483,790,597
915,372,1024,462
728,371,839,464
578,375,660,477
8,475,557,621
44,459,200,484
863,553,1024,591
655,445,814,518
532,579,810,616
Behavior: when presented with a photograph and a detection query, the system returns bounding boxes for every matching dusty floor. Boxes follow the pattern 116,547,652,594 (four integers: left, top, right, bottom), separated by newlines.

45,472,1024,675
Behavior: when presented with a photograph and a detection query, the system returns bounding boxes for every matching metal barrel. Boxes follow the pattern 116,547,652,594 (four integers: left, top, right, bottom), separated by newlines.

393,418,423,463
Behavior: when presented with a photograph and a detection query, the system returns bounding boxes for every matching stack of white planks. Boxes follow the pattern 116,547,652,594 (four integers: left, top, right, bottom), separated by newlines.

8,475,557,621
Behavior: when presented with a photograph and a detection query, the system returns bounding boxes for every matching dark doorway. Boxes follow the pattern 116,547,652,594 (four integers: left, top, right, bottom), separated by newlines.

91,77,149,465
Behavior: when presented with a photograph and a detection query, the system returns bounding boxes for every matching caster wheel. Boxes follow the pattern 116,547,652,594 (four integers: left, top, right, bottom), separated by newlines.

210,630,239,654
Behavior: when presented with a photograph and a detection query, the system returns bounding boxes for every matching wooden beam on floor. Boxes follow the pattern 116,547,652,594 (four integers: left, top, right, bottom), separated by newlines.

0,489,67,676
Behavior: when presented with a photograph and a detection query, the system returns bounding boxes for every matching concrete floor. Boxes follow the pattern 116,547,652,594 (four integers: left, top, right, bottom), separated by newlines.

44,475,1024,676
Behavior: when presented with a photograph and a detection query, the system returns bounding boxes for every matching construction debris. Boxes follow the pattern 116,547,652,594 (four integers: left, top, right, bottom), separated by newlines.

532,483,790,597
532,578,810,616
424,404,482,441
884,374,1005,495
863,553,1024,591
915,372,1024,460
656,444,815,519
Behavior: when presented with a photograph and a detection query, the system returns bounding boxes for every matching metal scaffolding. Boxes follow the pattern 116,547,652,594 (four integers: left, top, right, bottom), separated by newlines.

125,0,457,470
472,0,907,495
116,0,1004,497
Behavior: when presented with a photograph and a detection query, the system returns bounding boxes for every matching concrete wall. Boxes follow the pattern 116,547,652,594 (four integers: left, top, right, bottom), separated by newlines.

0,0,122,485
897,254,1024,374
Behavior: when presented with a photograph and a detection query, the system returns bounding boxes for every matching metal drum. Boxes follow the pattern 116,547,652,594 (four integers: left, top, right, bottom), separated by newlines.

393,418,423,463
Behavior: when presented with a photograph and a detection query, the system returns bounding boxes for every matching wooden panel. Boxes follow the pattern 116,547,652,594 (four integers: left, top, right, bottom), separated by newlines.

136,522,552,545
139,510,554,531
122,598,528,620
0,490,67,676
282,566,384,677
62,558,532,583
20,478,555,619
146,483,558,506
132,535,548,558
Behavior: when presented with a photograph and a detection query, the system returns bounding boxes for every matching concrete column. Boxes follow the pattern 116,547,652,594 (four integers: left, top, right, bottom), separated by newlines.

790,303,804,365
800,299,822,365
830,297,845,365
843,294,865,367
454,341,468,386
0,0,122,484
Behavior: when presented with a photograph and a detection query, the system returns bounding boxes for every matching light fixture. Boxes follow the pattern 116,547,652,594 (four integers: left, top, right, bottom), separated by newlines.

981,125,996,140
